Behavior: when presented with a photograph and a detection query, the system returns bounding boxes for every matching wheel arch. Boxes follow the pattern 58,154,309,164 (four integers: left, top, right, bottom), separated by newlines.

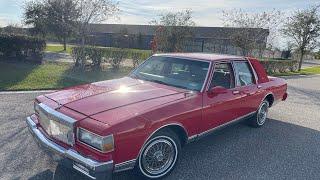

137,123,188,159
264,93,275,107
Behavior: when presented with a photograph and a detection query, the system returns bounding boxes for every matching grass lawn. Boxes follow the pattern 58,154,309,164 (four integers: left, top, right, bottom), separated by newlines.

271,66,320,76
45,44,74,54
0,61,132,91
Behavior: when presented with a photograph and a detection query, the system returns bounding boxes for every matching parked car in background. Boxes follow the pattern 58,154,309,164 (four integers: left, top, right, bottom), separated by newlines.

26,53,288,180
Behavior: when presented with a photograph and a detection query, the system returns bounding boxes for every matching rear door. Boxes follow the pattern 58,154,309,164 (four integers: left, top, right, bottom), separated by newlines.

232,60,261,114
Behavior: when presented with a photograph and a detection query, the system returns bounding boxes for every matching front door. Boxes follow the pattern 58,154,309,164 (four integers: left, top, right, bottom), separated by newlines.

202,62,244,132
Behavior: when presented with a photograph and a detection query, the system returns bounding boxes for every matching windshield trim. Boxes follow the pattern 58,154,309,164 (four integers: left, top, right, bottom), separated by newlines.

129,55,212,92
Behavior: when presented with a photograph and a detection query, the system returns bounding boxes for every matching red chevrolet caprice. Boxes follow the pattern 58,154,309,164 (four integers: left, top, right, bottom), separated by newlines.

27,53,288,180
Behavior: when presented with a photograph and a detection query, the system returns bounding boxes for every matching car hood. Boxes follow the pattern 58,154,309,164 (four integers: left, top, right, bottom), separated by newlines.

45,77,188,116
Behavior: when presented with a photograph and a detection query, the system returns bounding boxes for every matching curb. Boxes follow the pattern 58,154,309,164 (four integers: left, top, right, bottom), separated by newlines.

0,90,55,95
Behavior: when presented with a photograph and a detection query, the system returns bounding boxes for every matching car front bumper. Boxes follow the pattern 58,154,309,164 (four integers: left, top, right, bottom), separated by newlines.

26,116,113,180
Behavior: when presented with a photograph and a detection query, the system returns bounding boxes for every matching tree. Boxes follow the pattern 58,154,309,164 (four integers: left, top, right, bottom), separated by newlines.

76,0,119,46
24,1,48,37
24,0,118,52
282,5,320,71
46,0,79,50
1,24,26,35
222,9,282,56
315,49,320,59
151,10,195,52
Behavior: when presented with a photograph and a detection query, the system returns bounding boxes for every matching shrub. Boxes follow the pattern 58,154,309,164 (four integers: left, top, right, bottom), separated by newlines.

132,52,143,68
86,47,103,70
109,50,127,70
71,46,87,69
71,46,152,70
259,59,298,74
0,34,46,62
315,51,320,60
71,46,104,70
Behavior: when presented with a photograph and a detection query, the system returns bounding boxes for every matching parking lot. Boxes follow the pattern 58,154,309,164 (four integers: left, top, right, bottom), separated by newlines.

0,75,320,180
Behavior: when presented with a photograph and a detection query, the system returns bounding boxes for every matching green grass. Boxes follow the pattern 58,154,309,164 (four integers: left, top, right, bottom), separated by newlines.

0,61,132,91
45,44,73,54
272,66,320,76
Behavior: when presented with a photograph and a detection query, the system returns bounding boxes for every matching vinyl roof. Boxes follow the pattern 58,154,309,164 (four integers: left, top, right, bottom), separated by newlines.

154,53,246,62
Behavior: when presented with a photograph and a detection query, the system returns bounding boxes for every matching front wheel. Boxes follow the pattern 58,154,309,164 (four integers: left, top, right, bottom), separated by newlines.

248,100,270,128
136,130,181,179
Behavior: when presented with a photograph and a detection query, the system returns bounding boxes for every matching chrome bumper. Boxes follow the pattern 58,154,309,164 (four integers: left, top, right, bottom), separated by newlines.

26,117,113,180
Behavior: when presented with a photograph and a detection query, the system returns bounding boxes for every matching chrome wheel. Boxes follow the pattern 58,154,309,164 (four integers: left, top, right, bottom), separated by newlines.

139,135,178,178
257,101,269,125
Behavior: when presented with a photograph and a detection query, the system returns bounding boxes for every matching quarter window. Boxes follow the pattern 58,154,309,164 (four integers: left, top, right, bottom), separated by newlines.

210,63,235,89
233,61,255,86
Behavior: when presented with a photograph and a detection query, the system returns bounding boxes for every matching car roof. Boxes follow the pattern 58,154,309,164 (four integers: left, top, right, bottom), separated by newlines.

154,53,246,62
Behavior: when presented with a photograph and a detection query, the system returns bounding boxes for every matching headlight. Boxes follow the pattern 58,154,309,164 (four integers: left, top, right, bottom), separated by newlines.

78,128,114,153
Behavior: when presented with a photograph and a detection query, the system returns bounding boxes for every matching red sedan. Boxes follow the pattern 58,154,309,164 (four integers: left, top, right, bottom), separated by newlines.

26,53,288,180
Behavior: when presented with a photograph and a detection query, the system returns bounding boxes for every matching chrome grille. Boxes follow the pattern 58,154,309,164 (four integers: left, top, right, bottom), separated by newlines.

37,103,75,145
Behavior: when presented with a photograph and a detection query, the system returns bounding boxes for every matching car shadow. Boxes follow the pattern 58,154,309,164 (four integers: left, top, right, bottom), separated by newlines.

28,169,53,180
29,118,320,180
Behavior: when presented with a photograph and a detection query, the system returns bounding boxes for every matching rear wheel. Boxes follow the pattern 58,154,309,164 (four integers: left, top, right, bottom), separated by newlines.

248,100,269,128
136,130,181,179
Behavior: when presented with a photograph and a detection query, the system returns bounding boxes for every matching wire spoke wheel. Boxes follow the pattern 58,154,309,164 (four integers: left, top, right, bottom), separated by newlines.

139,134,179,179
257,101,269,125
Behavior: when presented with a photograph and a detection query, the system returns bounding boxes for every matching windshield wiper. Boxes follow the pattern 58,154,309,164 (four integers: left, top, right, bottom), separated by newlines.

148,79,168,85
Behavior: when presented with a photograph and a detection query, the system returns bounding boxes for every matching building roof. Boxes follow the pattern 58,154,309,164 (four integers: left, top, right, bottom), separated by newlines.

154,53,245,62
89,24,269,40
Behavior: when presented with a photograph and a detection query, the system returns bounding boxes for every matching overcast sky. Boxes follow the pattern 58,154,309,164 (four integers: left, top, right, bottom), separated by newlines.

0,0,318,27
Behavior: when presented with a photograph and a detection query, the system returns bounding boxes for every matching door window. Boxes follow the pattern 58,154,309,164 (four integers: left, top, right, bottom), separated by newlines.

210,63,235,89
233,61,255,86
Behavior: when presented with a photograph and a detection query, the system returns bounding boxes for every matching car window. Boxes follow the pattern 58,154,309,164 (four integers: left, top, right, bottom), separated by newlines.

139,59,164,75
210,63,235,89
233,61,255,86
130,56,209,91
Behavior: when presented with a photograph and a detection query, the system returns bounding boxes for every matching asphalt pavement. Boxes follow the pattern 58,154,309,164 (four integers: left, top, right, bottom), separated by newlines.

0,75,320,180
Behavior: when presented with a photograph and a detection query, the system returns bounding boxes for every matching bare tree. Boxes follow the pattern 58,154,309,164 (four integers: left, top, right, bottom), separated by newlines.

282,5,320,71
76,0,119,46
222,9,283,56
151,10,195,52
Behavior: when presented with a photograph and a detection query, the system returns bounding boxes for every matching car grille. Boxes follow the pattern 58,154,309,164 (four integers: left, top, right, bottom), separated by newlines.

37,103,75,145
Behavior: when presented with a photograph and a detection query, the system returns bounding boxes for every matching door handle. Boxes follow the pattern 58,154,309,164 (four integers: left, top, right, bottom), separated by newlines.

246,92,254,96
232,90,240,95
257,85,262,89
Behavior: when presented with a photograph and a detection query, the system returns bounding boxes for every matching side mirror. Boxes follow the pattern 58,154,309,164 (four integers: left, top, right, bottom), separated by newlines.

208,86,228,97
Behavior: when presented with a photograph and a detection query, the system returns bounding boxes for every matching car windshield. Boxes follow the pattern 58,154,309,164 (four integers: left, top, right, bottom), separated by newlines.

130,56,210,91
